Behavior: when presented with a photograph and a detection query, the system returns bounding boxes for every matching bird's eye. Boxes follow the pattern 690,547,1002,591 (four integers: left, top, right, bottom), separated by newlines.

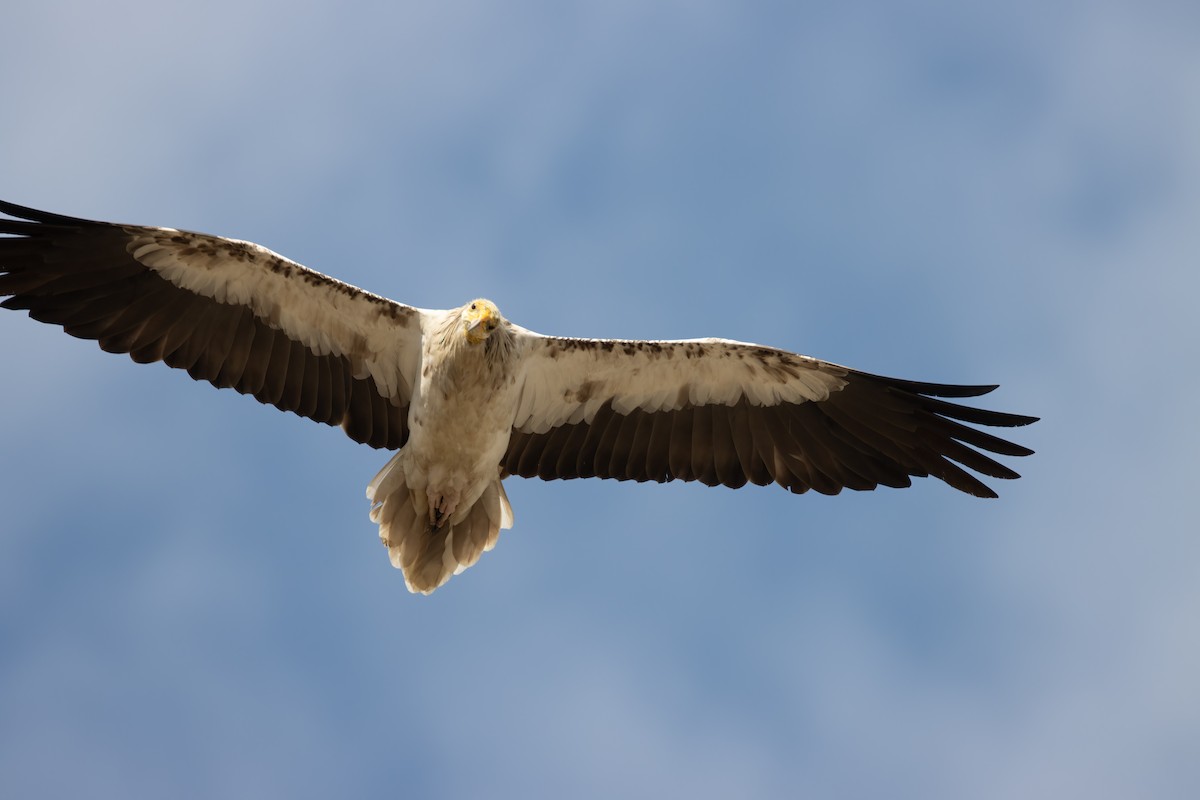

470,302,477,311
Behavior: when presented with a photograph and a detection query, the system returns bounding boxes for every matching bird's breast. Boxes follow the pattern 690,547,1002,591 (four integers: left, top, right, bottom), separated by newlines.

405,345,519,484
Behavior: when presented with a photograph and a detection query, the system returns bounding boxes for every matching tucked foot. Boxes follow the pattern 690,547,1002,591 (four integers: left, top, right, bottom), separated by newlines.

426,489,459,529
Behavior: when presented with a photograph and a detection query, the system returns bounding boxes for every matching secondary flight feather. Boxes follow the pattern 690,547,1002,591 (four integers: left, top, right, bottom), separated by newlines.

0,200,1037,594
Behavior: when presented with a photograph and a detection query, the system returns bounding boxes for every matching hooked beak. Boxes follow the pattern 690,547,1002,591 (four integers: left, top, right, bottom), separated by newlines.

465,313,493,345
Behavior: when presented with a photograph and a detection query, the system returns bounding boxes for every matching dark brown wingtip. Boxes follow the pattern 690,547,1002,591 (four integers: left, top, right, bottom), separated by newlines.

0,199,99,228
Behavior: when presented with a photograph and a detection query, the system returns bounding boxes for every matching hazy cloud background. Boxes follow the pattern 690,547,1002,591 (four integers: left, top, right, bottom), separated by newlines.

2,1,1197,797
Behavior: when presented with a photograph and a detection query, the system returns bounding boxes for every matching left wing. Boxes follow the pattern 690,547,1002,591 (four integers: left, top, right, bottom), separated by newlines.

0,201,421,449
503,332,1037,497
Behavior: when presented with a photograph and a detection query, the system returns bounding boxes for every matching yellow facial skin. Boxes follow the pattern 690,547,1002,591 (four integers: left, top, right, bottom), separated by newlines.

463,299,500,345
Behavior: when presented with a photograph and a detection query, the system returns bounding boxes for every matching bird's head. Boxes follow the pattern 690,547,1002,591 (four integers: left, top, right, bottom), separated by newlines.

462,298,502,345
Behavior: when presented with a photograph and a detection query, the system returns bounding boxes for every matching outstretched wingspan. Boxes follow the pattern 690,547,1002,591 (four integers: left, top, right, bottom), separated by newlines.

1,200,1038,594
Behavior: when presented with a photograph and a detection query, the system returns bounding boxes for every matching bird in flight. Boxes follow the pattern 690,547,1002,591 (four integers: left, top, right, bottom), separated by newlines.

0,200,1036,594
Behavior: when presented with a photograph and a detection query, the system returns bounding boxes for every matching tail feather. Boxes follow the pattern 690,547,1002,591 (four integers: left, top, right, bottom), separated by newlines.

367,458,514,594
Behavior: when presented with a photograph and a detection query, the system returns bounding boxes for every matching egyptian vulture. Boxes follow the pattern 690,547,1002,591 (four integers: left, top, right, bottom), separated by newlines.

0,200,1036,594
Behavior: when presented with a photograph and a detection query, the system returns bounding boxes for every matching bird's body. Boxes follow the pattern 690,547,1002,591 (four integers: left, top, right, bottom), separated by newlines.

370,303,521,590
0,200,1037,594
407,303,520,525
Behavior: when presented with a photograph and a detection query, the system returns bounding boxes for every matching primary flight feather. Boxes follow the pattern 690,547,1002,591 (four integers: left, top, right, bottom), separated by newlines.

0,200,1037,594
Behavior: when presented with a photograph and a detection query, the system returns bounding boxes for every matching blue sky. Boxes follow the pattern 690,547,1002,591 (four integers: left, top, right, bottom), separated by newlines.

2,1,1197,797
